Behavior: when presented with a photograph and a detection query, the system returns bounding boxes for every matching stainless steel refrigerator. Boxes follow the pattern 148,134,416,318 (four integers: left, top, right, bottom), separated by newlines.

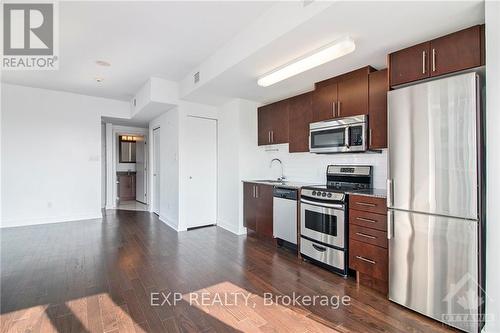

387,72,484,333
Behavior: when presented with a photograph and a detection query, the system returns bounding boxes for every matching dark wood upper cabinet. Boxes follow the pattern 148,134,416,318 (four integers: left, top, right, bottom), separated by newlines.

389,42,430,87
257,100,289,146
429,25,482,77
389,25,485,87
312,83,337,122
288,92,312,153
337,74,369,117
368,69,388,149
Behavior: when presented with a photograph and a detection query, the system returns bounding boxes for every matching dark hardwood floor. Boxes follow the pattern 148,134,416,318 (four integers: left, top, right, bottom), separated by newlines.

1,210,457,333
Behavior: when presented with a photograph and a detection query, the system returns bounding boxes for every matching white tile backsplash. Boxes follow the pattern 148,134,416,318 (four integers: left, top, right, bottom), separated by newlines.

260,144,388,189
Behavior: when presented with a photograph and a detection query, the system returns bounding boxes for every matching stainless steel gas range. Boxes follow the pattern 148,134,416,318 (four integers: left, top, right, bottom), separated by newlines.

300,165,372,276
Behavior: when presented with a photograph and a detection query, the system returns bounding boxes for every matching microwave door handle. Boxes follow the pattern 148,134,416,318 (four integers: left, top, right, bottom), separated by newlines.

345,126,350,149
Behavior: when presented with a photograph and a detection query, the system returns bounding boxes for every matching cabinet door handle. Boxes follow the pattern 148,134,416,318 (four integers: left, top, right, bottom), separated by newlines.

253,185,256,198
356,217,376,224
337,101,341,116
432,48,436,72
369,128,372,147
271,131,274,143
355,232,376,240
268,131,271,143
422,51,426,74
332,101,336,118
256,185,259,198
356,202,376,207
356,256,376,264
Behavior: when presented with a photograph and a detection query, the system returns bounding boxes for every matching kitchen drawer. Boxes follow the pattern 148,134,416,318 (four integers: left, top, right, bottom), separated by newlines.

349,209,387,231
349,224,387,249
349,239,388,281
300,237,345,271
349,195,387,215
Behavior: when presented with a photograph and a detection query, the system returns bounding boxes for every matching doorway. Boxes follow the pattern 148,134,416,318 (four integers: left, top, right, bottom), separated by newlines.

152,127,161,215
185,116,217,229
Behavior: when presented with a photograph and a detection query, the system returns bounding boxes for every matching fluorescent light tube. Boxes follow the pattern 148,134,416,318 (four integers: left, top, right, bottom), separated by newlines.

257,36,356,87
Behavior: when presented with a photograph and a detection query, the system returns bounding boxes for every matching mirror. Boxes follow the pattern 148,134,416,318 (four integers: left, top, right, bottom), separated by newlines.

119,136,136,163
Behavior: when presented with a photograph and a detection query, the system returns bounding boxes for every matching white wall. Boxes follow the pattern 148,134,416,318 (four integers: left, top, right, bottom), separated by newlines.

485,2,500,332
216,98,387,236
1,84,130,228
149,109,180,230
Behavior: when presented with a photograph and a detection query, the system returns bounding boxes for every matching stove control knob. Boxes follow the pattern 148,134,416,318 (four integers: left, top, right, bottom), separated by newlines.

327,193,332,198
321,192,326,197
312,191,316,196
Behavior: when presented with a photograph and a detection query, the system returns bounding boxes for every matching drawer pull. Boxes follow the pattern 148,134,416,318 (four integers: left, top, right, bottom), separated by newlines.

356,202,376,207
356,256,376,265
356,217,376,224
355,232,376,240
312,244,327,252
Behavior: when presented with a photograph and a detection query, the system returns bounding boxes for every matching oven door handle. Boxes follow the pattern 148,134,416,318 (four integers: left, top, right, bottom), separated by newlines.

300,198,344,209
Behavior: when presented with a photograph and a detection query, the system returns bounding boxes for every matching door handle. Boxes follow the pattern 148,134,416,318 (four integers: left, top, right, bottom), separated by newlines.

255,185,259,198
312,244,327,252
355,202,376,207
369,128,372,148
432,48,436,72
271,131,274,143
337,101,341,116
387,210,394,239
387,179,393,207
253,185,256,198
356,256,376,265
356,217,377,224
268,131,271,143
332,101,336,118
355,232,376,240
422,51,426,74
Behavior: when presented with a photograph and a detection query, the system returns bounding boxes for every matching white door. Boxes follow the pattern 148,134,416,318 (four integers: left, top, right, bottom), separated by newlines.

135,137,147,203
185,116,217,229
153,128,160,215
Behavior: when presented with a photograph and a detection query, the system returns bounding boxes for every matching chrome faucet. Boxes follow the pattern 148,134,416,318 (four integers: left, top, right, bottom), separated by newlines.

270,158,285,181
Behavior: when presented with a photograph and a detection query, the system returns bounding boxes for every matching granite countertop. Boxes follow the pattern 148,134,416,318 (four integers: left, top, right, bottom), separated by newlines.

242,180,320,190
346,188,387,198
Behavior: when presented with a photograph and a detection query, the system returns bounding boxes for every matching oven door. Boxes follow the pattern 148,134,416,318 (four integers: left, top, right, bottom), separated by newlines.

309,125,348,153
300,199,345,249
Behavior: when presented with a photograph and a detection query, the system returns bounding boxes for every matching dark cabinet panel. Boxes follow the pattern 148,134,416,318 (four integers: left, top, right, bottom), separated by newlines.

430,25,482,77
118,174,136,201
289,92,312,153
337,74,369,117
243,182,257,231
256,184,273,237
389,42,430,87
312,83,337,122
257,100,289,146
243,183,273,239
368,69,388,149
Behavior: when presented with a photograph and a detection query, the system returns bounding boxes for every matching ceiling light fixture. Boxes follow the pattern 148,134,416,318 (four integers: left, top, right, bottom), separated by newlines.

95,77,104,83
96,60,111,67
257,36,356,87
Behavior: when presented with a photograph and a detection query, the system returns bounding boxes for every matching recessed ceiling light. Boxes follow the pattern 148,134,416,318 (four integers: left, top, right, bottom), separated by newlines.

95,77,104,83
96,60,111,67
257,36,356,87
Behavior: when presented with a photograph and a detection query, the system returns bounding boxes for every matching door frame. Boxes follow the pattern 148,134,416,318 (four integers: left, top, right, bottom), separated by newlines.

105,124,148,209
152,126,161,215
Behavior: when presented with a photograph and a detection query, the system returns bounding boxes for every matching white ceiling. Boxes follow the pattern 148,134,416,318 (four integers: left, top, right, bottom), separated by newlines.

1,1,275,101
2,1,485,106
189,1,485,104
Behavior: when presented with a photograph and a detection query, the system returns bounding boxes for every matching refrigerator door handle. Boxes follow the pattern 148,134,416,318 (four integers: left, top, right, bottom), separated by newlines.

387,210,393,239
387,179,393,207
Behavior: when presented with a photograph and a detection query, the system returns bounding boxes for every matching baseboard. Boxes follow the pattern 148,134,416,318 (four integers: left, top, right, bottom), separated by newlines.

0,212,103,229
217,219,247,235
159,215,181,232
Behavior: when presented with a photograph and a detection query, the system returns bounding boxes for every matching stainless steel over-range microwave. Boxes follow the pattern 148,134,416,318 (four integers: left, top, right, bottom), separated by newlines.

309,115,368,153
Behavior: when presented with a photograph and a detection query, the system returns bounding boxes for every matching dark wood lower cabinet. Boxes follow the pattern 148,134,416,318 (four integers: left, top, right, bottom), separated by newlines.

243,182,273,239
117,173,136,201
349,194,388,295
